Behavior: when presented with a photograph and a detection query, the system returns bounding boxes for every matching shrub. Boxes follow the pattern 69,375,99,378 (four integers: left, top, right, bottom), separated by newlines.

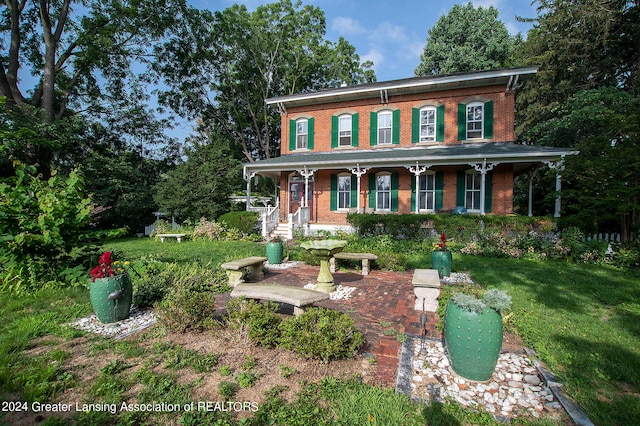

192,218,226,241
225,298,282,347
279,307,364,363
218,211,259,236
376,251,407,271
218,381,237,399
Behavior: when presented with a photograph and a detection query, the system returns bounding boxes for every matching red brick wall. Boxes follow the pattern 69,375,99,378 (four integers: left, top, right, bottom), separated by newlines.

281,85,515,155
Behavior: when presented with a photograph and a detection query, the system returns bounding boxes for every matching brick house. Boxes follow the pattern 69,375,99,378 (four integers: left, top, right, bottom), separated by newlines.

243,67,576,237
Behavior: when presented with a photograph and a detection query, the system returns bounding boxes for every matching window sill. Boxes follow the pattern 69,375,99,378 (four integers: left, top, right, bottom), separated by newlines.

461,139,491,144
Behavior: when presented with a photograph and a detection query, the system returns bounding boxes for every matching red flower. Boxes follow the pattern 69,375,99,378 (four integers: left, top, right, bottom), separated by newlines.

90,251,116,282
437,233,448,251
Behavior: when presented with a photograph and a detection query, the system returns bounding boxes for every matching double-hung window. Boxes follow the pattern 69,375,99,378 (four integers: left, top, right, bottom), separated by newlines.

296,119,308,149
376,173,391,211
465,172,482,211
466,102,484,139
337,175,351,210
418,174,435,211
339,115,352,147
420,107,436,142
377,111,392,145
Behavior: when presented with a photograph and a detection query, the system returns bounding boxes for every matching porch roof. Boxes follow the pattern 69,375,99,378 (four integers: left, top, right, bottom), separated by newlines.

243,142,578,179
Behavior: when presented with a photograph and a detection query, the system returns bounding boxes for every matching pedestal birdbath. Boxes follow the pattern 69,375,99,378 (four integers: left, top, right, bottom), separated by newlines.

300,240,348,293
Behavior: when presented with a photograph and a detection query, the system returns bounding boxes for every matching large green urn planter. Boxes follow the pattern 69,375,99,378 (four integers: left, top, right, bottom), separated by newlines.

431,250,452,278
443,289,511,382
90,274,133,324
266,240,284,264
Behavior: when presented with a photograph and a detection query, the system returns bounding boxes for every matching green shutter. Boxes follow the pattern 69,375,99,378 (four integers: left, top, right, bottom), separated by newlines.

369,112,378,146
411,108,420,143
368,173,376,209
289,120,296,151
391,172,399,212
436,105,445,142
410,176,416,212
456,171,465,207
307,118,314,150
458,104,466,141
484,172,493,213
484,101,494,139
330,174,337,211
392,110,400,144
331,116,338,148
350,175,358,208
352,113,359,146
435,171,444,210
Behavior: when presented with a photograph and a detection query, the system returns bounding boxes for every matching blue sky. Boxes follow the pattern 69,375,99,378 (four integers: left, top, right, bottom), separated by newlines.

194,0,539,82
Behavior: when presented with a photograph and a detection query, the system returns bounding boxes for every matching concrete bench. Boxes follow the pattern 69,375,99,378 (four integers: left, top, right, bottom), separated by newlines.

329,252,378,275
221,256,267,286
412,269,441,312
230,283,330,316
156,233,187,243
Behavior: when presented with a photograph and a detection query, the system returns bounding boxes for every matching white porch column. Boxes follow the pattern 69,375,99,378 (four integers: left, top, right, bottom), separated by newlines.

544,156,565,218
406,161,429,214
470,159,497,216
349,163,369,212
245,171,256,211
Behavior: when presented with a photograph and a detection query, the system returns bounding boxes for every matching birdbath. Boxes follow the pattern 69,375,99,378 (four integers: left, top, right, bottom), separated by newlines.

300,240,348,293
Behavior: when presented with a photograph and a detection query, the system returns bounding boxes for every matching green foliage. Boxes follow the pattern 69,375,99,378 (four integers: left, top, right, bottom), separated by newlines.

415,2,517,76
218,381,237,399
0,162,93,292
278,307,364,363
153,342,221,373
153,134,244,222
451,288,511,314
236,371,258,388
218,211,259,236
225,298,283,347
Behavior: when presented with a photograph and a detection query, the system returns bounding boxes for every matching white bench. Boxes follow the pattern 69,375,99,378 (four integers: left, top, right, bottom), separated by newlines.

221,256,268,286
230,283,329,316
156,233,187,243
330,252,378,275
412,269,441,312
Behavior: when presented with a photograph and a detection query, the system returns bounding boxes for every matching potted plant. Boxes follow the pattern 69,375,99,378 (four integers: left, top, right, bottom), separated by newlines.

89,252,133,324
431,233,452,278
444,288,512,381
266,235,284,264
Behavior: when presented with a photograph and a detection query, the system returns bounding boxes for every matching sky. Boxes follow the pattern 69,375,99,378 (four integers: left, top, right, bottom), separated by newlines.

193,0,540,82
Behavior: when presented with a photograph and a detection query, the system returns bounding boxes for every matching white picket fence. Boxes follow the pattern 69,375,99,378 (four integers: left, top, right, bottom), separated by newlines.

583,233,622,244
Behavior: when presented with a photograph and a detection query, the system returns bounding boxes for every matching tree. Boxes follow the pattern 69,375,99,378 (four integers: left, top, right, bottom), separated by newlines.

415,2,518,76
0,0,196,173
153,0,375,162
153,132,244,222
514,0,639,139
530,88,640,242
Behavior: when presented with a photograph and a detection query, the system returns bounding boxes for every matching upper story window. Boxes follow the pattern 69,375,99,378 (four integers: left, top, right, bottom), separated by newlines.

339,115,352,147
457,101,493,141
420,107,436,142
378,111,392,145
466,102,484,139
296,119,308,149
332,113,359,148
289,117,314,151
412,105,444,143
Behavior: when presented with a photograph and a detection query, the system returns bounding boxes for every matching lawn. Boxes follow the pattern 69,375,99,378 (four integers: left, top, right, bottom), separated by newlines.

0,238,638,425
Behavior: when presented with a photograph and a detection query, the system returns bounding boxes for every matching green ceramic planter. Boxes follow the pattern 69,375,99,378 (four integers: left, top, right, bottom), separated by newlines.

90,274,133,324
431,250,452,277
444,301,503,381
266,241,283,264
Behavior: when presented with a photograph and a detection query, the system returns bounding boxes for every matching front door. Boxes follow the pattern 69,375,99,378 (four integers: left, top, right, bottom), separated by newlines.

289,176,314,221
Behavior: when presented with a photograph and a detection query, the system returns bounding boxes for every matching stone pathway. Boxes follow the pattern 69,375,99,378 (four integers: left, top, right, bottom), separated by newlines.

69,306,156,339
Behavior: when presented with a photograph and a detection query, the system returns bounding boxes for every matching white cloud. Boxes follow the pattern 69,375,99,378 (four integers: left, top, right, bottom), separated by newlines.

362,48,385,69
331,16,366,35
372,22,409,43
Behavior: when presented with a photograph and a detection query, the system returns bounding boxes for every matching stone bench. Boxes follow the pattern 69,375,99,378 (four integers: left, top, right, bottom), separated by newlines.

412,269,441,312
156,233,187,243
230,283,330,316
329,252,378,275
220,256,267,286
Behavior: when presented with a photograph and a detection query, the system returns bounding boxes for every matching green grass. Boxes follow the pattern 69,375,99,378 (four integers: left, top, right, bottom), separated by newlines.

455,254,640,425
103,237,264,266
